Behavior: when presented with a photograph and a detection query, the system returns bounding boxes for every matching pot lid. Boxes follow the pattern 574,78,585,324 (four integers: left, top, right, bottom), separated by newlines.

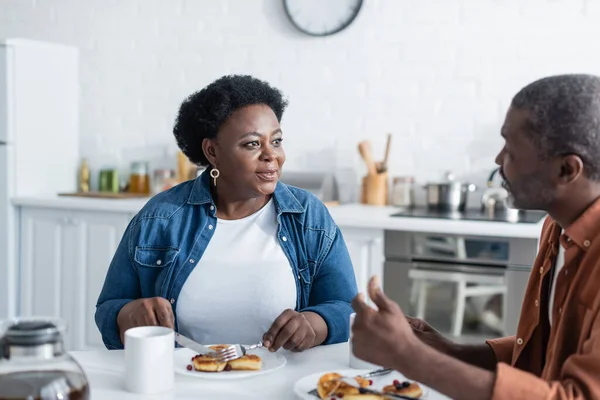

1,318,64,347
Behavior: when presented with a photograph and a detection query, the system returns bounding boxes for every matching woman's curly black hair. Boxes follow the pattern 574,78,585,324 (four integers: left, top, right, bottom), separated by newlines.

173,74,288,167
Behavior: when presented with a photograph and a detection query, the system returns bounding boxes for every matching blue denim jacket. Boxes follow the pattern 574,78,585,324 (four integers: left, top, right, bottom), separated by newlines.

95,170,358,349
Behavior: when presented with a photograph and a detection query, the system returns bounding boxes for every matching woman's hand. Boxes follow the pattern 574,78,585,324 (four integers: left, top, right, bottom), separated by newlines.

117,297,175,343
263,309,326,352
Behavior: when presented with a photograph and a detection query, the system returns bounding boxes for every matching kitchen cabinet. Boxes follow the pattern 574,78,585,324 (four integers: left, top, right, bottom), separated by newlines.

15,202,384,351
19,207,132,351
339,227,384,295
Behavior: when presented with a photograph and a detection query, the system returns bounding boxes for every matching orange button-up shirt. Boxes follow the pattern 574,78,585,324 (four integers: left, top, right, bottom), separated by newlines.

487,198,600,399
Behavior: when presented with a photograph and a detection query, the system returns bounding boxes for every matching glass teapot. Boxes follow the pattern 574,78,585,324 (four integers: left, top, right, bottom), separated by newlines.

0,317,89,400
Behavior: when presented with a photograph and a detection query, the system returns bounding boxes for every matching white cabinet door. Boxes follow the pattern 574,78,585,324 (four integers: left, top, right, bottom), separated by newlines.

73,210,129,351
339,227,384,295
19,207,130,351
19,208,80,349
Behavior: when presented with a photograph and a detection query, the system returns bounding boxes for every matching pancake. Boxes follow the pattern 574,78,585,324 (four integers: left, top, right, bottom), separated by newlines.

382,381,423,398
316,372,379,399
191,353,227,372
190,344,262,372
227,354,262,371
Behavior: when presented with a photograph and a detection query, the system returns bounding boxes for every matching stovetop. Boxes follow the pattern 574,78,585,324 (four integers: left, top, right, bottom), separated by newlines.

390,207,547,224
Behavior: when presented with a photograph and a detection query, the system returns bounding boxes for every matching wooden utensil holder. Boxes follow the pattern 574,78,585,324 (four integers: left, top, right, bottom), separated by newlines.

361,172,388,206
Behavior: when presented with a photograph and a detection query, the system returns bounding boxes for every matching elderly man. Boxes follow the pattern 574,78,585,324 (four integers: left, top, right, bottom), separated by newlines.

352,74,600,400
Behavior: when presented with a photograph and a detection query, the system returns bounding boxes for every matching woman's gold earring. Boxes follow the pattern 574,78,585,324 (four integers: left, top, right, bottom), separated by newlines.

210,168,220,186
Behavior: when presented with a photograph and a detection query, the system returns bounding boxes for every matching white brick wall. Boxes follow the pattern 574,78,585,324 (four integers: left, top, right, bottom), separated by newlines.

1,0,600,189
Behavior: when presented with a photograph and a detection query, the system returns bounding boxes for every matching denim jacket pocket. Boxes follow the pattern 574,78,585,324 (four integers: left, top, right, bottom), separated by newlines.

134,247,179,268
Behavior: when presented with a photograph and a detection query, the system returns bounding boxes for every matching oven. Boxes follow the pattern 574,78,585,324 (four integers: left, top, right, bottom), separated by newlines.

383,230,538,337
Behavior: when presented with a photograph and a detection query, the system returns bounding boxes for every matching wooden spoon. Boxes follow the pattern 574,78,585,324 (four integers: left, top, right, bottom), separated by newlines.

358,141,378,176
377,133,392,173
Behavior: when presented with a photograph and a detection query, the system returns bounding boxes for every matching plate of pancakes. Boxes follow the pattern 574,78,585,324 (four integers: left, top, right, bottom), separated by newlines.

293,369,428,399
174,344,286,380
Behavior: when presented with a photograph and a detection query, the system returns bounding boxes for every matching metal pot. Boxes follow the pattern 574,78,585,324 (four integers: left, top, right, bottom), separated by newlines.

424,172,476,212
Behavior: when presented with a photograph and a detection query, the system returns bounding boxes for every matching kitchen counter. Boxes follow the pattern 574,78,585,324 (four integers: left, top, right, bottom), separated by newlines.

12,195,151,213
12,196,545,239
329,204,545,239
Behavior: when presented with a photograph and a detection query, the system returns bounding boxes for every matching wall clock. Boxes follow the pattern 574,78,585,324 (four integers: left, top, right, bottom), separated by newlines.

283,0,363,37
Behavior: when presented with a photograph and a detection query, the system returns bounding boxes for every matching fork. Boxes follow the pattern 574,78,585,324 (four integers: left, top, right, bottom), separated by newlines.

217,341,265,362
174,333,239,363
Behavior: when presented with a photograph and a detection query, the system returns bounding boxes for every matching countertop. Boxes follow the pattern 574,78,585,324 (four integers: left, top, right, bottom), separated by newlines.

12,196,545,239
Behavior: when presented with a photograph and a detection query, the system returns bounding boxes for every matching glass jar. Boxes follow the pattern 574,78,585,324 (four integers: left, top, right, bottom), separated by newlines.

129,161,150,195
0,317,89,400
152,169,177,195
391,176,415,208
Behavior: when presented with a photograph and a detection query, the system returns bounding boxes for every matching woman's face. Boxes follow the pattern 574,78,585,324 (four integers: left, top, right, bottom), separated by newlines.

203,104,286,198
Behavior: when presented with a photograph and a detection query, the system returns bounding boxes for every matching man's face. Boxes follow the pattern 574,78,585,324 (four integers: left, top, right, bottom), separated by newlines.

495,107,558,210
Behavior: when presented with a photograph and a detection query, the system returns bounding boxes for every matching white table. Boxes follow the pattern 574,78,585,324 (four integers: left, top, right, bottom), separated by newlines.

71,342,450,399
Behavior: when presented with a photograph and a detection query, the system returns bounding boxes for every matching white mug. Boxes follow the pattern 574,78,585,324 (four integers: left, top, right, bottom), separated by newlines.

349,312,381,370
124,326,174,394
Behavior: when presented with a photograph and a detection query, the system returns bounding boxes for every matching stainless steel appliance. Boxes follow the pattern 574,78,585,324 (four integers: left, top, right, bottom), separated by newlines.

383,209,545,337
279,171,339,203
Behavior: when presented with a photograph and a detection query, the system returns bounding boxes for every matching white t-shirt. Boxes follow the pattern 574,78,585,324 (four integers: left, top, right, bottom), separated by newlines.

176,199,297,344
548,231,566,326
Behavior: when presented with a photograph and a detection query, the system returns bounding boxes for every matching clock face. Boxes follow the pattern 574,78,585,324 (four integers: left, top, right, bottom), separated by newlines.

283,0,363,37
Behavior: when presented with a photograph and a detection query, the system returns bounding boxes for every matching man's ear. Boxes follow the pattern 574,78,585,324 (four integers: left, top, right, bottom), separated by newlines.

202,138,218,167
559,154,584,184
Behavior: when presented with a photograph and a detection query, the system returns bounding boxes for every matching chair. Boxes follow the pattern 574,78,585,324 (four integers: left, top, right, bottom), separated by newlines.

409,236,506,336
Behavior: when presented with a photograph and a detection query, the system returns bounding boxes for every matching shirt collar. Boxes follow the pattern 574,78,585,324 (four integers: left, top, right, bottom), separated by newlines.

548,197,600,251
187,169,305,214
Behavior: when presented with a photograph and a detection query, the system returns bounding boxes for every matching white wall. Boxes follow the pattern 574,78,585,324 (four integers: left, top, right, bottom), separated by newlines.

1,0,600,187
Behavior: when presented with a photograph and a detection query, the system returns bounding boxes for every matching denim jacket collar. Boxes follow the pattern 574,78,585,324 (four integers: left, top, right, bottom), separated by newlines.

187,169,305,214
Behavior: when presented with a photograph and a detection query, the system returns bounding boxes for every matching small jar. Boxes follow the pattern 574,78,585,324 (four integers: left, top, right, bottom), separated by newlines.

391,176,415,208
152,169,177,195
98,169,119,193
129,161,150,195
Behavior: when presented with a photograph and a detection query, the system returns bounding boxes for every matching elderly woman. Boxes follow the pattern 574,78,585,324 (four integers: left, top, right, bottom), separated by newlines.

95,75,358,352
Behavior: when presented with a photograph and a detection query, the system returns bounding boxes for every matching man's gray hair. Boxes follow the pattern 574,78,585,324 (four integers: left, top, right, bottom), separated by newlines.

512,74,600,181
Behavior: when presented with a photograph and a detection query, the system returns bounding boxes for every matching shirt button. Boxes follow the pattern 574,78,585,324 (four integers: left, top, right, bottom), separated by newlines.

156,259,162,266
208,224,214,230
210,205,214,210
539,267,544,274
535,299,539,307
282,236,287,242
584,240,591,247
189,259,195,263
170,298,175,304
565,269,569,275
517,338,524,345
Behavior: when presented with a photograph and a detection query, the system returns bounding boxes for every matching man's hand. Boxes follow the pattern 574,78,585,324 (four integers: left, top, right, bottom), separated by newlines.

263,309,317,352
117,297,174,343
351,276,422,370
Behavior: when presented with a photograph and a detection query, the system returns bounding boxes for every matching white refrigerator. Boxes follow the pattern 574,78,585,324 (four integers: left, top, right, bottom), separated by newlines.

0,39,79,320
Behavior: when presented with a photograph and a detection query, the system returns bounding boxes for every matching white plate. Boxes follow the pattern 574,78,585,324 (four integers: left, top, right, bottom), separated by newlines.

174,347,286,380
293,368,429,399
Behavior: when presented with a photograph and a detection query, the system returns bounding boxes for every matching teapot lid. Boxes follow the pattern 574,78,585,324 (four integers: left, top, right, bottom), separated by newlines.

1,318,64,347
